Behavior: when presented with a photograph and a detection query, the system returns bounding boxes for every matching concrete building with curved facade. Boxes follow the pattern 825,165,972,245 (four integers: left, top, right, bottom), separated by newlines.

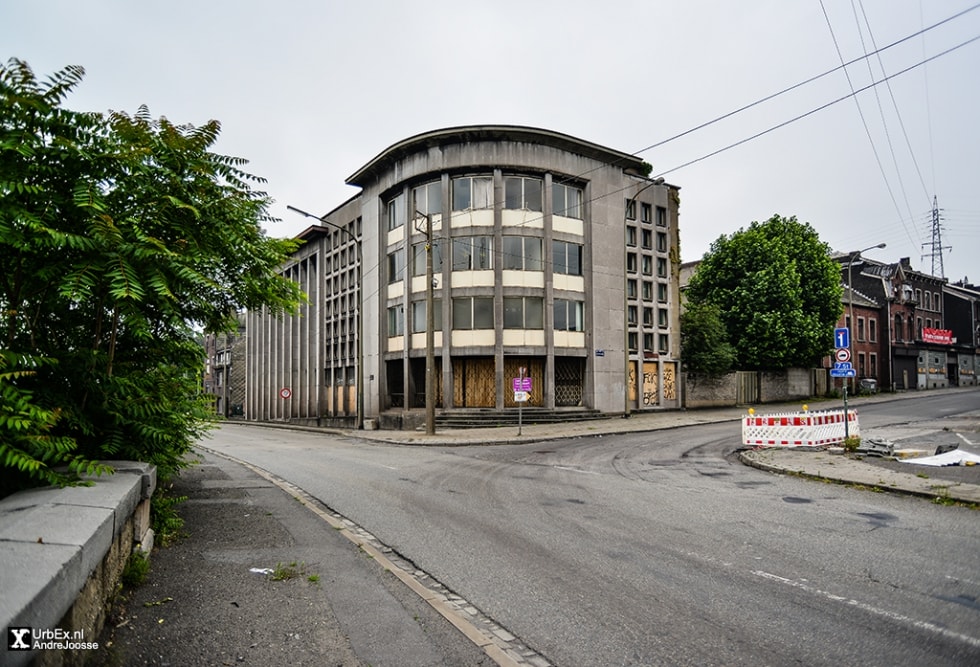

245,125,681,428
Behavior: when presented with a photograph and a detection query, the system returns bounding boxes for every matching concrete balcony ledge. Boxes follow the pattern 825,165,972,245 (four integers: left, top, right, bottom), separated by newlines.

0,461,156,667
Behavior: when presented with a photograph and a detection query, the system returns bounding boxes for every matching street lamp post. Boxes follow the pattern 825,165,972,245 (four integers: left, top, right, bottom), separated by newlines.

414,210,436,435
845,242,886,395
287,205,363,430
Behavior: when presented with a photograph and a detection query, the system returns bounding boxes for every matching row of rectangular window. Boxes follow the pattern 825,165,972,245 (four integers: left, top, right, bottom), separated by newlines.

626,227,669,252
626,253,668,277
628,332,670,354
388,298,585,334
627,305,671,328
627,279,669,302
388,238,583,283
389,177,585,229
625,200,667,226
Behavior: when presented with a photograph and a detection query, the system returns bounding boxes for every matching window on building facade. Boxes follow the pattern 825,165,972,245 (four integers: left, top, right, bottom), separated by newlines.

657,283,667,303
628,332,638,351
656,206,667,227
627,279,637,299
643,307,654,326
916,317,923,339
411,299,443,333
657,232,667,253
857,317,865,341
924,292,931,310
411,240,444,276
658,308,668,328
934,292,940,312
643,333,655,352
658,333,669,353
894,314,903,341
452,236,493,271
504,176,542,211
387,248,405,284
387,306,404,336
452,176,493,211
627,305,638,325
870,353,877,378
641,229,652,249
642,255,653,276
641,202,652,223
413,180,442,216
869,319,877,342
553,240,583,276
452,296,494,329
503,297,544,329
858,352,866,376
915,288,922,304
657,257,667,278
554,299,584,331
553,183,583,219
642,281,653,301
625,199,636,220
502,236,544,271
627,253,637,273
387,192,406,231
626,226,637,246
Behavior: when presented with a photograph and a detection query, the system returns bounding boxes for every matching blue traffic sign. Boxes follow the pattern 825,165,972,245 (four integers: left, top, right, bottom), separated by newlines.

834,327,850,349
830,368,856,378
833,362,853,370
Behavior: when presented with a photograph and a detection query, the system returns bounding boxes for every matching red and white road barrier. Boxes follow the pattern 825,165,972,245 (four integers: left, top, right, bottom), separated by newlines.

741,409,859,447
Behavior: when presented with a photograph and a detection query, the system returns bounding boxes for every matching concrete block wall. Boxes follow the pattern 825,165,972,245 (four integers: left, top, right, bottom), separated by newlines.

0,462,156,667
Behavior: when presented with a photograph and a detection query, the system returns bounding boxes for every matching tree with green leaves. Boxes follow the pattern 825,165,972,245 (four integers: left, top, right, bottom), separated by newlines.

680,302,736,376
685,214,842,371
0,59,304,493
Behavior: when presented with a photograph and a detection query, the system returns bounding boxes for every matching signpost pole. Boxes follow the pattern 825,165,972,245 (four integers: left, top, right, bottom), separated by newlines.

518,367,524,437
842,382,849,440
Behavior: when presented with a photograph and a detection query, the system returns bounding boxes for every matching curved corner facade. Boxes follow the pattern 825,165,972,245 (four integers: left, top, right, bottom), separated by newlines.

245,126,681,425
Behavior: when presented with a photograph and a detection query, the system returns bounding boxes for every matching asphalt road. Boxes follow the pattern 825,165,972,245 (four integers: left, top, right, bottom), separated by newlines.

205,393,980,666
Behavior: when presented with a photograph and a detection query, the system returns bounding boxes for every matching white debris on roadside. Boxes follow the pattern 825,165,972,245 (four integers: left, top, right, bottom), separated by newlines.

899,450,980,467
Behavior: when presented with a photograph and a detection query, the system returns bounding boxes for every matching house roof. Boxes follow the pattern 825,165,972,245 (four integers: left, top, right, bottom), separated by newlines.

346,125,650,187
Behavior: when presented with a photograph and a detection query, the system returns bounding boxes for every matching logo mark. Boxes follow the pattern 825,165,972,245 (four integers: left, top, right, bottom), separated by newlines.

8,627,31,650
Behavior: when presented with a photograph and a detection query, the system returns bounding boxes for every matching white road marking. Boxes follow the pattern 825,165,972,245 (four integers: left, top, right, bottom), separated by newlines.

752,570,980,649
553,465,600,475
956,433,976,446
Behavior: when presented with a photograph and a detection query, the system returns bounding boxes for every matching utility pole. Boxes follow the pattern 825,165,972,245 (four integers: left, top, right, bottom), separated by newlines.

921,195,950,278
416,210,436,435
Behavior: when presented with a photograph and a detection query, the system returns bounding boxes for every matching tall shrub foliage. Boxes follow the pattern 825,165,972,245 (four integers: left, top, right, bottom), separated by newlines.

0,59,303,493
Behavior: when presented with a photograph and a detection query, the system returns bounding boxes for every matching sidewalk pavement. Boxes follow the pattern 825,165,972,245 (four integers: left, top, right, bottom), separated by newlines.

95,389,978,666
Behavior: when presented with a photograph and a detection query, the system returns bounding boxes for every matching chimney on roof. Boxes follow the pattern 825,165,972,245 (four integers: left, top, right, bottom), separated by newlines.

899,257,912,270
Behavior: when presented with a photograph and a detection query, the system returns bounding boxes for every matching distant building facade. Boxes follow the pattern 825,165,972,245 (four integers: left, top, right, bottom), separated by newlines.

203,313,247,417
245,126,682,427
832,255,977,391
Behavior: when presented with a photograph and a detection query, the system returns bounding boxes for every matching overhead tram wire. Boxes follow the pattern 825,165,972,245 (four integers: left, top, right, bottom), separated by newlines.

625,2,980,160
307,15,980,311
644,33,980,181
818,0,919,249
858,0,933,205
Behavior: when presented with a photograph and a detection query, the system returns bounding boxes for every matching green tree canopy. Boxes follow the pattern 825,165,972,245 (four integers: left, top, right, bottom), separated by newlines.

1,59,304,492
680,302,736,376
685,214,842,371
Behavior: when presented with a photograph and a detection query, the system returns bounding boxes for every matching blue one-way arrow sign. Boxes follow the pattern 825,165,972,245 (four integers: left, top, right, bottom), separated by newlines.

834,327,850,349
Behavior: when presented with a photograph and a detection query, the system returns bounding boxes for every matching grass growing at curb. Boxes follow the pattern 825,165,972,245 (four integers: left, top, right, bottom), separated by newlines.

121,551,150,588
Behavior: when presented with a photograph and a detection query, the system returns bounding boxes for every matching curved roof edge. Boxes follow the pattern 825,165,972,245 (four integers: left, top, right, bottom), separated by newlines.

346,125,647,187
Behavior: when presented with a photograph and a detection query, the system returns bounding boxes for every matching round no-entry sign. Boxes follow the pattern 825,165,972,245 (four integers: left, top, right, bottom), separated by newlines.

835,348,851,363
279,387,292,399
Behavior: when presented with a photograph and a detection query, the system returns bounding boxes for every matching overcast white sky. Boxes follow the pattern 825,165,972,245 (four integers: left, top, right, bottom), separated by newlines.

5,0,979,284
